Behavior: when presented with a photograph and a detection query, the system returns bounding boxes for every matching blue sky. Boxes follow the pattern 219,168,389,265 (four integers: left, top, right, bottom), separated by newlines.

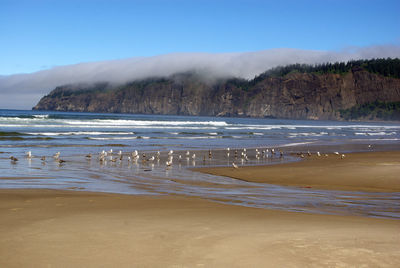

1,0,399,75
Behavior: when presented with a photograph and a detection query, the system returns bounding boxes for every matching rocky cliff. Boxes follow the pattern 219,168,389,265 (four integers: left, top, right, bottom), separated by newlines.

33,67,400,120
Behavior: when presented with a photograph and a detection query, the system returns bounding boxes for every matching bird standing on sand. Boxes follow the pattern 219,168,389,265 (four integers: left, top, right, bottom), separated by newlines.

317,152,321,157
232,162,239,169
341,154,345,159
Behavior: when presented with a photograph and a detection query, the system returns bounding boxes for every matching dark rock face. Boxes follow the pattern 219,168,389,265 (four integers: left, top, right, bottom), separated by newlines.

33,69,400,120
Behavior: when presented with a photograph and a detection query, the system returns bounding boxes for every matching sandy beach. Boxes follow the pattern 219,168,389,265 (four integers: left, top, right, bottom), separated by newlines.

0,189,399,268
196,151,400,192
1,151,400,267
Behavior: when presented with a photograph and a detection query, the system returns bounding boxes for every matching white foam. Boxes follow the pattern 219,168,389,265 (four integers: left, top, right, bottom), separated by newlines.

64,119,228,127
288,132,329,137
24,131,135,136
355,131,397,136
280,141,315,147
0,117,229,130
32,114,49,119
178,136,222,139
234,124,400,130
88,137,139,140
0,124,220,130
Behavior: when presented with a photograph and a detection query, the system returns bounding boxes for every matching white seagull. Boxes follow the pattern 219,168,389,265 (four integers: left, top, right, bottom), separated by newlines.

53,152,60,159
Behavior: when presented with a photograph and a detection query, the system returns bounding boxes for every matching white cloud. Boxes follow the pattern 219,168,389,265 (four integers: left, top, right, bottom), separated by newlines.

1,46,399,109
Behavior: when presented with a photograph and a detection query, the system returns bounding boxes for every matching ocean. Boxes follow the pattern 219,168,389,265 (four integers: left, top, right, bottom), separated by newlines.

1,109,400,218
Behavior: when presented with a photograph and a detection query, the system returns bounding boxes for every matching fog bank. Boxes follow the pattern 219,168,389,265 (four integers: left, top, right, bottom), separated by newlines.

1,46,399,109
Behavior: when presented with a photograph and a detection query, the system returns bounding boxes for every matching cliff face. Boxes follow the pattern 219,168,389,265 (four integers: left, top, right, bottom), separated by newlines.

33,68,400,120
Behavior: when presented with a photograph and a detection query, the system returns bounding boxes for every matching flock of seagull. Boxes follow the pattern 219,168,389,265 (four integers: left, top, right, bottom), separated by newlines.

9,150,65,164
8,147,347,169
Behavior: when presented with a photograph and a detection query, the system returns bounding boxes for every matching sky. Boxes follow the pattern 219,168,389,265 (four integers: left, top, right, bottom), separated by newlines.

0,0,399,109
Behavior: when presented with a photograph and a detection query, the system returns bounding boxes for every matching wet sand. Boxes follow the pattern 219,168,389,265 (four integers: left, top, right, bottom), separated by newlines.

196,151,400,192
1,189,400,267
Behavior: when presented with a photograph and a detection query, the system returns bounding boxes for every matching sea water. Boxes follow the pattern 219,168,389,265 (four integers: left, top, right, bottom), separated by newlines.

1,109,400,219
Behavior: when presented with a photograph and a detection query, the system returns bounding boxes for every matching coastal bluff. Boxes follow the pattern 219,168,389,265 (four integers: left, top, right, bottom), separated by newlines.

33,61,400,120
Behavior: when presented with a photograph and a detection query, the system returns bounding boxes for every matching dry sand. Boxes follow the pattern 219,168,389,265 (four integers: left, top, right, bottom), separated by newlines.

196,151,400,192
1,189,400,267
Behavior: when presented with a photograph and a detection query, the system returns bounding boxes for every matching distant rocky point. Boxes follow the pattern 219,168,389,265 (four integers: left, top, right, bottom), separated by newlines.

33,59,400,121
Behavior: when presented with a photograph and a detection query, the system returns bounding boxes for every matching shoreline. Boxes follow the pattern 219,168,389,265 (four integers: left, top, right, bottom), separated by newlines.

193,151,400,192
1,188,400,267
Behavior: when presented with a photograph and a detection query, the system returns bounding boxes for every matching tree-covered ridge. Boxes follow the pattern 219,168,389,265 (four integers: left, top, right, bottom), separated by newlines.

48,82,110,98
253,58,400,81
339,101,400,120
46,58,400,97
